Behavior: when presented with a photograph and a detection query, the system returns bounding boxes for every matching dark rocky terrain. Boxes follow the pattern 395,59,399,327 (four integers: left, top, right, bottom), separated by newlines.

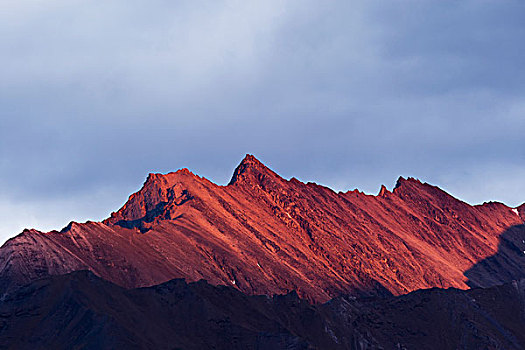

0,271,523,350
1,155,524,302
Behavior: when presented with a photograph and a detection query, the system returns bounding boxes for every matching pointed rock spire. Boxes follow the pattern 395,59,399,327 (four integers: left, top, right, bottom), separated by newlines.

378,185,389,197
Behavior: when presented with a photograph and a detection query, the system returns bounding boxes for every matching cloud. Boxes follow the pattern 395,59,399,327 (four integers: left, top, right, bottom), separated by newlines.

1,0,525,243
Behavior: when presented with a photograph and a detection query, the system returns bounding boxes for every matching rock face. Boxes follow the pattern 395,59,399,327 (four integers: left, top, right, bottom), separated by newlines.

1,155,524,302
0,271,524,350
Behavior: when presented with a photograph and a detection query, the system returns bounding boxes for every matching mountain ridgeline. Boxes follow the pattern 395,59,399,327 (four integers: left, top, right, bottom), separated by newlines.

1,154,525,349
1,155,524,303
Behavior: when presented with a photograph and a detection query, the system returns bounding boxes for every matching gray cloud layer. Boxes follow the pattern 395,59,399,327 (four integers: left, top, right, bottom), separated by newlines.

1,1,525,243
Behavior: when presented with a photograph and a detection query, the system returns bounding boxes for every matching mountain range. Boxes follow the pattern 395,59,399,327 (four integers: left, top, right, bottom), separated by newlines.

0,154,524,349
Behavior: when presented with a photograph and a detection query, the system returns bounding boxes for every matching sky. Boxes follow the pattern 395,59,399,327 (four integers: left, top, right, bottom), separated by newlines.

1,0,525,244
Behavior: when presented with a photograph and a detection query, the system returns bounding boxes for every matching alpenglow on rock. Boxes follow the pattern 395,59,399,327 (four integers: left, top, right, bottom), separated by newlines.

1,155,524,302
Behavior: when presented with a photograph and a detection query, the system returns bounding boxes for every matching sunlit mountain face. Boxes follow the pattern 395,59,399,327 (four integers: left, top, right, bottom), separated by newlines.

2,155,523,299
0,155,524,348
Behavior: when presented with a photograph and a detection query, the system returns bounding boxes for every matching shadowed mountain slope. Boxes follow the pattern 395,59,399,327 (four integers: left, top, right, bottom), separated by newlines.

465,224,525,288
1,155,524,302
0,271,523,350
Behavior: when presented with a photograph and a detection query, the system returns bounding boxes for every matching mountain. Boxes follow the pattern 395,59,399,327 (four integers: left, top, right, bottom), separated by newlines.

1,155,524,302
1,270,523,350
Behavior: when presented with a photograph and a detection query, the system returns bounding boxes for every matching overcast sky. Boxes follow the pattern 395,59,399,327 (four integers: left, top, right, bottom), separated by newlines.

1,0,525,244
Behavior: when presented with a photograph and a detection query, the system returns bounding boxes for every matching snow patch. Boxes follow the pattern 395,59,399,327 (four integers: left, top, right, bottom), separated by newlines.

512,208,519,216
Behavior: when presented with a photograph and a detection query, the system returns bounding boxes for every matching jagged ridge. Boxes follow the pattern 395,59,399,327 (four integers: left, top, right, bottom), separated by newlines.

1,154,524,302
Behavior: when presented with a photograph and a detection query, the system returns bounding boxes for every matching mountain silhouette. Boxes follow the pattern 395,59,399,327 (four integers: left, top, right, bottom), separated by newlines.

0,271,523,349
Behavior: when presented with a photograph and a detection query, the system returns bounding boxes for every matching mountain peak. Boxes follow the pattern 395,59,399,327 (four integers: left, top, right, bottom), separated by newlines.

104,168,199,229
228,154,279,185
237,154,266,171
241,153,261,164
393,176,423,190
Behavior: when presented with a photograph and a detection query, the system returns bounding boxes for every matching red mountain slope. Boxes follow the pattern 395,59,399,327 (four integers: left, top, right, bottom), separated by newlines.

1,155,523,302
